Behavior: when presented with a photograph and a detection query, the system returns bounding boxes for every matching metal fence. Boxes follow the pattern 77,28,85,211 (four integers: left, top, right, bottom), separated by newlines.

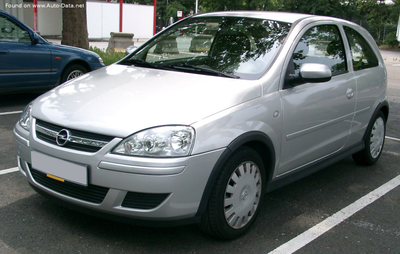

366,25,397,44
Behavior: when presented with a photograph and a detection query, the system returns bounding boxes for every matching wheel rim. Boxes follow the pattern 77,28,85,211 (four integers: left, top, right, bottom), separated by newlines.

370,117,385,159
66,70,84,80
224,161,262,229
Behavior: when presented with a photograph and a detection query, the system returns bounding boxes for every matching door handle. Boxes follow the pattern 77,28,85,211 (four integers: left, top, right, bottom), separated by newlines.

346,87,354,99
0,50,9,55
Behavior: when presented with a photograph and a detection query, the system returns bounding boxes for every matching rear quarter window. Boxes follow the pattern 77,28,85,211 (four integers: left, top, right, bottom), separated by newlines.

344,27,379,71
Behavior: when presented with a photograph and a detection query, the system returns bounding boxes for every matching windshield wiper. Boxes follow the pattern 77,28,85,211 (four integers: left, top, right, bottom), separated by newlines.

119,59,165,69
165,63,240,79
119,60,240,79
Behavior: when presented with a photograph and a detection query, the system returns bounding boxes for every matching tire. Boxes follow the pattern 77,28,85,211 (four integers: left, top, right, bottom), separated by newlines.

352,111,386,166
60,64,88,84
199,146,266,239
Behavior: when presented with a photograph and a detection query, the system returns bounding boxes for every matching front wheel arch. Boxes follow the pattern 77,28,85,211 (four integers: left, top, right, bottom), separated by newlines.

60,61,91,84
199,146,267,239
195,131,275,218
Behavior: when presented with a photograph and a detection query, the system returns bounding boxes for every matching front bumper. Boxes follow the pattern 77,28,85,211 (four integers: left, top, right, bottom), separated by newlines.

14,121,224,224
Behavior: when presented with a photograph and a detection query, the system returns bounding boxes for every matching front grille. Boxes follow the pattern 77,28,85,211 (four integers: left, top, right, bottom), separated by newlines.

122,192,170,209
35,119,115,153
30,166,109,204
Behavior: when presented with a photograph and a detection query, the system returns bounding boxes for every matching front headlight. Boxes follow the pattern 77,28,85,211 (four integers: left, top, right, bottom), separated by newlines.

19,102,33,132
113,126,195,157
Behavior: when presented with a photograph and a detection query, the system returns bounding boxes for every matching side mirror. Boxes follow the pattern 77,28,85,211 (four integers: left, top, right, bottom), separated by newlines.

299,63,332,83
32,32,39,44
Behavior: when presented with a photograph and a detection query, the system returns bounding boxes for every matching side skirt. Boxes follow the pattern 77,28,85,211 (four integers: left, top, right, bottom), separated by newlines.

266,141,364,192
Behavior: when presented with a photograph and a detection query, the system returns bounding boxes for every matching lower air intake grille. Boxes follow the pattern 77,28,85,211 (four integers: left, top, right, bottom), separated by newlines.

30,166,109,204
122,192,170,209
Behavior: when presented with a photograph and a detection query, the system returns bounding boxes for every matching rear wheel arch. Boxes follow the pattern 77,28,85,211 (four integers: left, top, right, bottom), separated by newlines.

379,103,389,124
362,100,389,141
353,101,389,166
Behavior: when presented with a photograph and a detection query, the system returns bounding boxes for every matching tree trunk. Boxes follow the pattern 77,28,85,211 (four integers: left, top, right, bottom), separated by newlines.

61,0,89,50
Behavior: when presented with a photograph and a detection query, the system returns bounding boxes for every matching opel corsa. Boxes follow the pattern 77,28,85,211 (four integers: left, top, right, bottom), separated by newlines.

14,11,389,239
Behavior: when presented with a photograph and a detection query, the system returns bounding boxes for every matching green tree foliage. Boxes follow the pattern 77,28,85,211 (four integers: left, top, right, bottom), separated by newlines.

166,2,188,21
125,0,194,27
125,0,400,45
334,0,361,22
384,31,398,48
358,0,391,45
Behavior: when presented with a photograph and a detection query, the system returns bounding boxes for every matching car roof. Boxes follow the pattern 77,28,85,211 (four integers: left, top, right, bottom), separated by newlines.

193,11,313,24
0,10,11,17
0,10,13,16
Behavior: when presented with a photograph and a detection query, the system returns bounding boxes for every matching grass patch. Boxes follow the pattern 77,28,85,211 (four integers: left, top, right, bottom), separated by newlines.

90,46,126,66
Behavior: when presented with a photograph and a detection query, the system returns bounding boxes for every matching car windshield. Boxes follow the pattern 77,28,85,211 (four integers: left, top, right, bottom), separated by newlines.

120,16,291,80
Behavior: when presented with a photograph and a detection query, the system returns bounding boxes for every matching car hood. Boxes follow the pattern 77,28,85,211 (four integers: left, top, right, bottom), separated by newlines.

32,64,262,137
49,43,101,59
50,43,90,53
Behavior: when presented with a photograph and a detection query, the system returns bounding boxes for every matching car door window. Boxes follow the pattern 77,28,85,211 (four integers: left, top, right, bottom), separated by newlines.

286,25,347,86
344,26,378,71
0,15,31,43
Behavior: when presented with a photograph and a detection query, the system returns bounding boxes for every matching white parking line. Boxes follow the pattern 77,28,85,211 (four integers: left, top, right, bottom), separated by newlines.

268,174,400,254
0,110,22,116
0,167,19,175
386,136,400,142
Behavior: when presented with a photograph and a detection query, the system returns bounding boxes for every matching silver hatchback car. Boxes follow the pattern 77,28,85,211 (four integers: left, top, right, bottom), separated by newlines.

14,11,388,239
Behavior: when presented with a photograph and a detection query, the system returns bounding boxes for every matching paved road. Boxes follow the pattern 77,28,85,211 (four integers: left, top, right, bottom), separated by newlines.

0,50,399,253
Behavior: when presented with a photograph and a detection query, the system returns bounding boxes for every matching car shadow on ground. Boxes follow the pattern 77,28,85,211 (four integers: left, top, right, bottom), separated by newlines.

0,92,46,110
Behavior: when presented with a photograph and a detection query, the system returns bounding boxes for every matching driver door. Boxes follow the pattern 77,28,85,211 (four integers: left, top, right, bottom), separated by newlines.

278,24,357,175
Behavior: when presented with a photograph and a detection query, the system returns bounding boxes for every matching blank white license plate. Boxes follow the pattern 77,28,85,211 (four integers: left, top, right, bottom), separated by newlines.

31,151,88,186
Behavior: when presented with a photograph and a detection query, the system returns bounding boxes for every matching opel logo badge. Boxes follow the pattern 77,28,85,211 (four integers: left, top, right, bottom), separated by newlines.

56,129,70,146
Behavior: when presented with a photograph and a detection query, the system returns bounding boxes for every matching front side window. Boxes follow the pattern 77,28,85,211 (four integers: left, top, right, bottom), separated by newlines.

0,15,31,43
120,17,291,80
344,26,379,71
286,25,347,86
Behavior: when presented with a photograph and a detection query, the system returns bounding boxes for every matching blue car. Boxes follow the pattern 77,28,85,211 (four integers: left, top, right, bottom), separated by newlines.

0,10,105,93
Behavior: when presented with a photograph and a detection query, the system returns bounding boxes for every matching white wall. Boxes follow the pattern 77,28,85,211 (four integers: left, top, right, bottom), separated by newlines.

87,2,154,39
122,4,154,39
37,1,62,36
2,1,154,39
87,2,118,39
23,4,33,29
0,0,24,21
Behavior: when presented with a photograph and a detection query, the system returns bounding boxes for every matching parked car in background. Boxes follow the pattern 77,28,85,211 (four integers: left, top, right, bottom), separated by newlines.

125,45,137,55
14,11,388,239
0,10,104,93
